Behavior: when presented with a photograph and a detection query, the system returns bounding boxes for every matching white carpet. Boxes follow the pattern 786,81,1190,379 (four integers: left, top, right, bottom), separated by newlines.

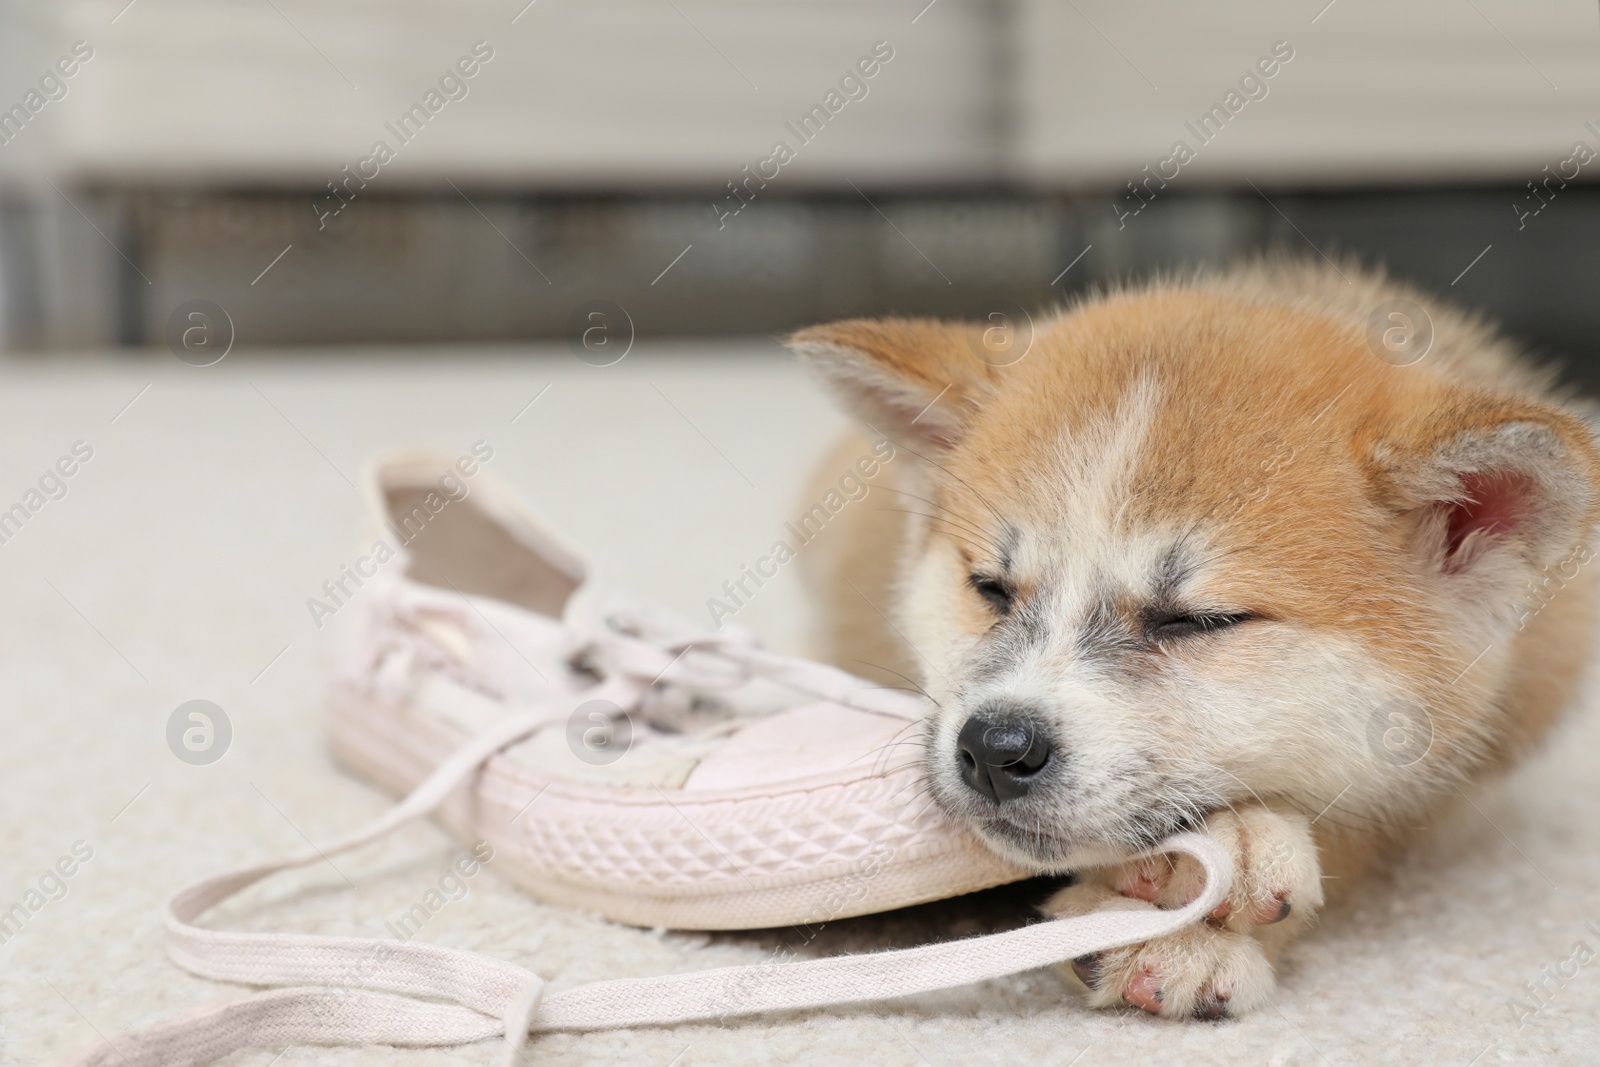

2,340,1598,1066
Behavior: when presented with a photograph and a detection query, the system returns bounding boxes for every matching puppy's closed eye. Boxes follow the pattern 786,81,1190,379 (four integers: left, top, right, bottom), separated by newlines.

1145,611,1257,642
968,573,1014,615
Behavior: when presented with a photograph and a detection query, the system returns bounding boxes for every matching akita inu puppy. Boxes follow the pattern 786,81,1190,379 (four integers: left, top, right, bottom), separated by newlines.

788,259,1600,1019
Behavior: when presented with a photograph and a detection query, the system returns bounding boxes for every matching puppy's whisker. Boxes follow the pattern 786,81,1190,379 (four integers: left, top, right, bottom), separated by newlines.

860,732,927,756
1149,752,1412,835
868,509,996,558
858,736,929,775
872,430,1009,530
876,487,1005,549
847,659,940,708
904,794,941,825
888,777,929,804
1289,794,1408,834
1148,754,1272,812
878,484,969,522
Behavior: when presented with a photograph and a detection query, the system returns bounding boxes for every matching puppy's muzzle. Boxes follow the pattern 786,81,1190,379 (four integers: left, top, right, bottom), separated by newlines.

955,705,1052,803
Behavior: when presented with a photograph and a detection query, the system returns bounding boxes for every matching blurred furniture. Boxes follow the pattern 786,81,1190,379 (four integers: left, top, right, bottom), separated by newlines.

2,0,1598,360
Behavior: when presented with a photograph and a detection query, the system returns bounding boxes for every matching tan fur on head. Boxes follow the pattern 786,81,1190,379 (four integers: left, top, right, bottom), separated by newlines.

789,257,1600,907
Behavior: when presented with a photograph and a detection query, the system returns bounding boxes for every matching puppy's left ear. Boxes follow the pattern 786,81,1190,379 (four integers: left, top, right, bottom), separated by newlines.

1370,391,1600,582
787,317,997,453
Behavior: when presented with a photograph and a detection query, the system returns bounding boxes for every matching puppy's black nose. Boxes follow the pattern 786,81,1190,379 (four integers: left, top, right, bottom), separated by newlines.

956,710,1052,803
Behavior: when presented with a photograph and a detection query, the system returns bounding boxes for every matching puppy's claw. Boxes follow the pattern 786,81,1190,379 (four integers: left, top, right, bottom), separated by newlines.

1070,953,1102,989
1193,990,1231,1021
1255,893,1292,925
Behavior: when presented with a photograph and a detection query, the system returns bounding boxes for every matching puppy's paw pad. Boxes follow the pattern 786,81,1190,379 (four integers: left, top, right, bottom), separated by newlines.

1120,967,1163,1011
1113,860,1166,903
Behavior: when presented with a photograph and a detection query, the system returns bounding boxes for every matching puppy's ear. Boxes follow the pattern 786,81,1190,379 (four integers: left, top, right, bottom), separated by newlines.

787,317,997,452
1369,391,1600,583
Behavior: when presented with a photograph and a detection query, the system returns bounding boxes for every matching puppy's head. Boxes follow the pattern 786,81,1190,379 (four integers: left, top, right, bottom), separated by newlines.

791,284,1600,871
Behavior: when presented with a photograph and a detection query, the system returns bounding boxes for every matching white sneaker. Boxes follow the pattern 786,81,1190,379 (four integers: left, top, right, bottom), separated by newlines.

327,449,1029,930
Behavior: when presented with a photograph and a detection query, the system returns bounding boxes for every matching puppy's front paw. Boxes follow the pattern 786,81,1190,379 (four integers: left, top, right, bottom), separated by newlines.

1043,805,1322,1019
1045,883,1275,1018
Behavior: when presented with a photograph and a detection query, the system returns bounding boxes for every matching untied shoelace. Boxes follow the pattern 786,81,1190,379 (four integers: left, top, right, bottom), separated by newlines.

63,595,1233,1066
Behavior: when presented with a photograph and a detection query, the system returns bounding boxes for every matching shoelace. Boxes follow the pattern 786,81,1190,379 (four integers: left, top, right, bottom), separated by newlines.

64,596,1233,1066
357,577,932,722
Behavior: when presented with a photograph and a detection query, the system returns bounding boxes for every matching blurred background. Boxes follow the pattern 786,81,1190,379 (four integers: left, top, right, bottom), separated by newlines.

10,6,1600,1062
1,0,1599,384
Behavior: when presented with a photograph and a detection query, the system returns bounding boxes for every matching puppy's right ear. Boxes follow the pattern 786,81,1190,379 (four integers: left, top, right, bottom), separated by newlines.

787,317,996,453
